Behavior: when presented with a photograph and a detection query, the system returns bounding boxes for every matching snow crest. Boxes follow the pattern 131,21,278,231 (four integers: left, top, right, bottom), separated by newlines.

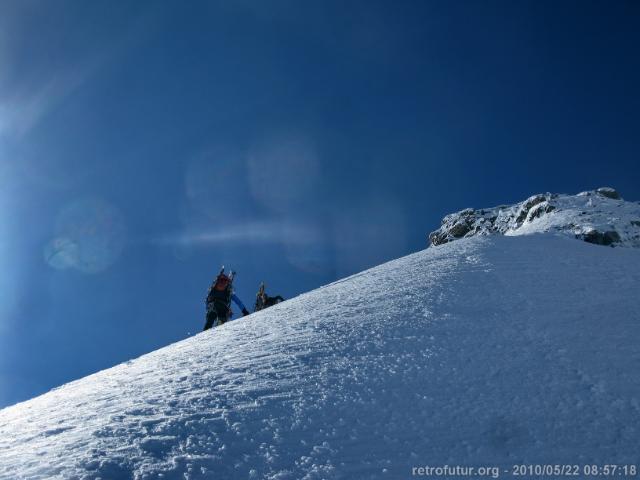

429,187,640,248
1,236,640,479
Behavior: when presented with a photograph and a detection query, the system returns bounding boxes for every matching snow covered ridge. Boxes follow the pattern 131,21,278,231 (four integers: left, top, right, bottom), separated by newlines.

429,187,640,248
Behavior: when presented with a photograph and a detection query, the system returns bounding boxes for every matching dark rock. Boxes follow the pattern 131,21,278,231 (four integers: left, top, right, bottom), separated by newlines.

450,221,472,238
515,194,547,225
527,203,556,222
596,187,621,200
631,220,640,227
428,230,449,246
581,229,621,246
605,231,621,244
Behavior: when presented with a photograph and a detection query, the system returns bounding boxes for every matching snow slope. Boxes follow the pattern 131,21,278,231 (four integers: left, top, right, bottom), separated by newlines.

1,236,640,479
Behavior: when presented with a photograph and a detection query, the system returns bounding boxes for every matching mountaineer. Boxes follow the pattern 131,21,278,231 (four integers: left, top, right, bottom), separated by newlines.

203,268,249,330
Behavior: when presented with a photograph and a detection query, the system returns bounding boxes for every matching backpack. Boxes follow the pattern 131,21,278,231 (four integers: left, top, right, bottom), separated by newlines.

207,270,233,306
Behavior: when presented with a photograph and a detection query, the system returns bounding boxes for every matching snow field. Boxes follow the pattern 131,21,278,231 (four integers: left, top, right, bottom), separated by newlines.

1,234,639,479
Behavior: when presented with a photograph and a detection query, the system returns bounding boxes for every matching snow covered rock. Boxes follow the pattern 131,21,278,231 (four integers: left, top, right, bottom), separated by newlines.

1,234,640,479
429,188,640,248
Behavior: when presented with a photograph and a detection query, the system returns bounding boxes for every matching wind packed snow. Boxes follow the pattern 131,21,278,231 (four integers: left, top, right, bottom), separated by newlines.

429,187,640,248
1,232,639,479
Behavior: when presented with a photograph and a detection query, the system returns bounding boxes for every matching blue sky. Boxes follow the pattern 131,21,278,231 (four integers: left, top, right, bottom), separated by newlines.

1,0,639,408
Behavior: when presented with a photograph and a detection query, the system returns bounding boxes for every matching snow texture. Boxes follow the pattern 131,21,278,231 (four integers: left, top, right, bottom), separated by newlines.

1,232,639,479
429,187,640,248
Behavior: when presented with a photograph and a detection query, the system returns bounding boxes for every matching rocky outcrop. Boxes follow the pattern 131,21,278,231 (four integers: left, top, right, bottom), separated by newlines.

429,188,640,249
596,187,621,200
578,229,621,246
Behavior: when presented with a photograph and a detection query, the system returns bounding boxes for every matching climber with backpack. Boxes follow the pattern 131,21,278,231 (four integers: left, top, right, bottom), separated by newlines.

254,282,285,312
203,267,250,331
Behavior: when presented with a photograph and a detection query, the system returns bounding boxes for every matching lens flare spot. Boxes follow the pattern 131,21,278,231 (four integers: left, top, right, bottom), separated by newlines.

44,198,126,274
44,237,80,270
247,134,320,213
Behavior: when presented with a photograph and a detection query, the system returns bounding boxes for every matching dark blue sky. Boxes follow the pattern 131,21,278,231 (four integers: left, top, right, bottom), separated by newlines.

1,0,639,408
